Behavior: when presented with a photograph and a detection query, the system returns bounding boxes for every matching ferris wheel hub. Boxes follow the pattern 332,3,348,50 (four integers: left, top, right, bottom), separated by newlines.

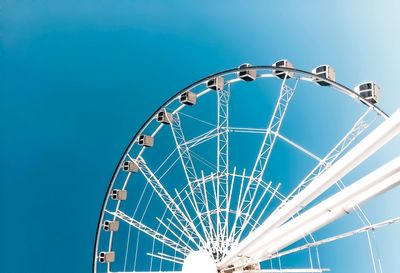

182,251,218,273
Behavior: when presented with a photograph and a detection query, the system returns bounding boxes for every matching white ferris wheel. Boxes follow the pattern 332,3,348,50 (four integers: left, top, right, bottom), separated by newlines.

93,61,400,273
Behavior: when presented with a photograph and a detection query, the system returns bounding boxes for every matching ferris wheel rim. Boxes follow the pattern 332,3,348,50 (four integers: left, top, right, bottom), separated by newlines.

92,65,390,273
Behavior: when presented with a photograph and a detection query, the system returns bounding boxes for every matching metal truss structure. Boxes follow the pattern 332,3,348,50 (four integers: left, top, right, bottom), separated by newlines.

93,65,400,273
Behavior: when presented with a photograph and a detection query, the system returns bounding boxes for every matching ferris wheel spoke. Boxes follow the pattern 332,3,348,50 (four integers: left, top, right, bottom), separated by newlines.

134,156,206,249
247,183,282,236
147,252,184,266
269,215,400,261
167,112,208,216
250,76,298,180
216,83,230,246
110,268,330,273
106,210,191,255
168,112,199,183
234,181,274,242
185,128,218,149
277,107,376,211
155,217,195,253
220,111,400,268
201,170,218,248
237,76,298,238
228,168,247,244
225,157,400,264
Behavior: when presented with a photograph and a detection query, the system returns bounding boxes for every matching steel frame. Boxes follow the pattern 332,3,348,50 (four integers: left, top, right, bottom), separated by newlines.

93,65,393,273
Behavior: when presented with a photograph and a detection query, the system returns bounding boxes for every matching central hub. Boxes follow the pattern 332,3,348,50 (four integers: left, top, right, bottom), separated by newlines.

182,251,218,273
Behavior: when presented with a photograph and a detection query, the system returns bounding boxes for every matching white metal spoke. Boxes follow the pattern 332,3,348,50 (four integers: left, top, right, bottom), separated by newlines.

270,216,400,260
185,128,218,149
220,110,400,268
236,76,298,240
146,252,184,265
217,84,230,248
226,156,400,265
168,112,208,221
278,108,375,210
112,268,329,273
169,112,199,185
251,77,298,180
107,210,191,255
134,156,206,249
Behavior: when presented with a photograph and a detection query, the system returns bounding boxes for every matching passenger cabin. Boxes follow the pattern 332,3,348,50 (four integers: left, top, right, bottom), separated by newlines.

354,82,380,104
207,76,224,91
98,252,115,263
103,220,119,232
312,65,336,86
272,59,294,79
111,189,127,201
238,63,256,81
156,110,173,124
122,161,139,173
138,135,154,147
180,91,197,105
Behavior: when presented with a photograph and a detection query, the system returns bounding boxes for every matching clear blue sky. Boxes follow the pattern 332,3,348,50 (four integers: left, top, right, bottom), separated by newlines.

1,1,400,273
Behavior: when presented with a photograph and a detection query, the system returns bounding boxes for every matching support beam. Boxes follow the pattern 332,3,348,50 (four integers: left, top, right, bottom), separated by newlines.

107,210,191,255
270,216,400,260
169,112,199,190
116,269,329,273
227,156,400,266
219,109,400,268
217,84,230,245
134,156,206,249
278,108,373,210
236,77,297,243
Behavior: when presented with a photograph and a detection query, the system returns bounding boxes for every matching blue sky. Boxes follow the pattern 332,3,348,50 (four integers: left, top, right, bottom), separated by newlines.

1,1,400,273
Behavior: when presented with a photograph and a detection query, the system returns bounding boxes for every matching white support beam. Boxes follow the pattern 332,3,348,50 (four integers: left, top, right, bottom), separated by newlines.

219,109,400,268
242,156,400,262
168,112,199,189
241,268,330,273
270,216,400,260
116,269,329,273
134,156,206,249
217,84,230,245
107,210,191,255
236,77,297,242
277,108,373,210
251,77,298,181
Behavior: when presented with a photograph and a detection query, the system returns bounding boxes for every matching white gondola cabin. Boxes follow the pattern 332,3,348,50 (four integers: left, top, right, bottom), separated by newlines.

111,189,127,201
207,76,224,91
180,91,197,105
272,59,294,79
238,63,256,81
98,251,115,263
103,220,119,232
156,110,173,124
354,82,380,104
312,65,336,86
138,135,154,147
122,161,139,173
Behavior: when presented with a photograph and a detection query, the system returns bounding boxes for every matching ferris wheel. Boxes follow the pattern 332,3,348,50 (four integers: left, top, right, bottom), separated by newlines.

93,61,400,273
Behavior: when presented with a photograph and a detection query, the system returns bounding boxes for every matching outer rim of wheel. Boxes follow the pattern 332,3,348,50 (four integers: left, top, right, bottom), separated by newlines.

92,65,389,273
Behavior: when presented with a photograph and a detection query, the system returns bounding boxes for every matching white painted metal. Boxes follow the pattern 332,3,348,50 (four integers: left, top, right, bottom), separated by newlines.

217,83,230,250
235,76,298,242
94,65,394,273
116,270,329,273
232,156,400,264
219,109,400,268
108,210,191,255
270,216,400,260
277,108,374,210
134,156,206,249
